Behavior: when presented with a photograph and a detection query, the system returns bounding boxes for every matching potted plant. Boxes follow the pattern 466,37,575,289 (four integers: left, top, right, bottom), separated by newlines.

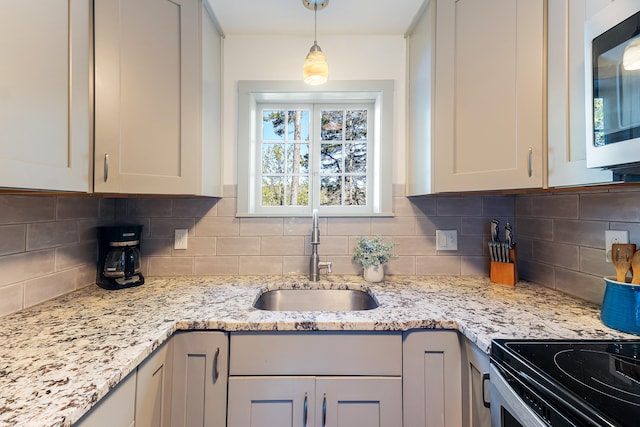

352,235,396,283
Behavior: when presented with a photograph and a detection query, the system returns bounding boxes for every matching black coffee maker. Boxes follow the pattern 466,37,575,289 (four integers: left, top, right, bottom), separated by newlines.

97,225,144,290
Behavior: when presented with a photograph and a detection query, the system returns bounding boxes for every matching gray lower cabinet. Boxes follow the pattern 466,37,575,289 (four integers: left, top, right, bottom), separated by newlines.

228,376,402,427
136,340,173,427
403,330,463,427
76,340,172,427
227,331,403,427
462,339,491,427
170,331,228,427
75,371,136,427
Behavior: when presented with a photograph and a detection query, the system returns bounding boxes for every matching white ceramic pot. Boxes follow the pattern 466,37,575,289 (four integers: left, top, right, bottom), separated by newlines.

364,264,385,283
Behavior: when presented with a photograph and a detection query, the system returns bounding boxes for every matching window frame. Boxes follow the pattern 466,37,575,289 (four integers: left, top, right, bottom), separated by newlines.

237,80,394,217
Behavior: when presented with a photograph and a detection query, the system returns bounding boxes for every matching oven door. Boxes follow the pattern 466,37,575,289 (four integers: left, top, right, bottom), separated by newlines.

489,364,549,427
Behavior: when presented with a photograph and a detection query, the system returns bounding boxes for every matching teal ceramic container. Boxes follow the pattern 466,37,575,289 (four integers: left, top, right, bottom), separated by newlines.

601,277,640,335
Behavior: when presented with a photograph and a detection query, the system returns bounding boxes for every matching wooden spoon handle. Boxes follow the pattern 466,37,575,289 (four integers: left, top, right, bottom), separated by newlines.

612,243,636,282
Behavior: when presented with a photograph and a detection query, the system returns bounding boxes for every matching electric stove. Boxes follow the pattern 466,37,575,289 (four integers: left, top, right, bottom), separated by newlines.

491,339,640,426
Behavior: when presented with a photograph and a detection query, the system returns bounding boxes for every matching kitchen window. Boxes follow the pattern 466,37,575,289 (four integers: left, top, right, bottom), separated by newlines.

237,81,394,217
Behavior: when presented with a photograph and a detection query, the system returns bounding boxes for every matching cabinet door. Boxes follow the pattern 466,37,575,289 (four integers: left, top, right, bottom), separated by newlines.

434,0,544,192
136,341,173,427
547,0,613,187
406,0,436,196
227,376,315,427
317,377,402,427
0,0,89,192
462,340,491,427
75,371,136,427
403,330,462,427
94,0,200,194
171,331,228,427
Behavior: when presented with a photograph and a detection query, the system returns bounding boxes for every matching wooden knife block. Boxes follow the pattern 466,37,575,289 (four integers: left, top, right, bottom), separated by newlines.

490,245,518,286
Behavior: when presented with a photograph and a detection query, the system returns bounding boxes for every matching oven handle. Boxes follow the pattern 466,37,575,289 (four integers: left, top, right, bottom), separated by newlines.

482,372,491,408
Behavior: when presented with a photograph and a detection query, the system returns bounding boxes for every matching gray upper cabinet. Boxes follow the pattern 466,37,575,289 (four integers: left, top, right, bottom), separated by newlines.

94,0,223,196
407,0,545,195
547,0,613,187
0,0,90,192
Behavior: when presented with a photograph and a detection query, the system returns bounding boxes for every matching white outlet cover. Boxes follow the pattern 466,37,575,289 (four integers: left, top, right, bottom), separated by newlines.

174,229,188,250
436,230,458,251
605,230,629,263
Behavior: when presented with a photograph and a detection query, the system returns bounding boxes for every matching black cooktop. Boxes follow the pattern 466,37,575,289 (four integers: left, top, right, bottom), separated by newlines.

491,340,640,427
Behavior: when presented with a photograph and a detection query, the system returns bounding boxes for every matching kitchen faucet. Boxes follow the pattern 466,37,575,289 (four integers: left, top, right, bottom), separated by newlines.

309,209,332,281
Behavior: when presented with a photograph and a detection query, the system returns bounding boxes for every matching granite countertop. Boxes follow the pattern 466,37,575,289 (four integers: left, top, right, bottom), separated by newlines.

0,274,635,426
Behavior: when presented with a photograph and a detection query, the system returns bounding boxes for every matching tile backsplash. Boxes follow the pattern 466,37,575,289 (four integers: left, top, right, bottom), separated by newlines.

1,185,638,316
0,195,115,316
516,187,640,304
114,185,513,279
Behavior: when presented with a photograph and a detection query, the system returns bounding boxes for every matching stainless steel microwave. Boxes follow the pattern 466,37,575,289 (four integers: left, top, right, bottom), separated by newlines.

586,0,640,176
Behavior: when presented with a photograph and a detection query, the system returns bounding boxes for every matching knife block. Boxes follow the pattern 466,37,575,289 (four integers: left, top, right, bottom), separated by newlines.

490,245,518,286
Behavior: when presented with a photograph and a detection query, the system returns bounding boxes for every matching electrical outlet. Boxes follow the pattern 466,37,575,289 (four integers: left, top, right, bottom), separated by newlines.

436,230,458,251
174,229,188,250
605,230,629,263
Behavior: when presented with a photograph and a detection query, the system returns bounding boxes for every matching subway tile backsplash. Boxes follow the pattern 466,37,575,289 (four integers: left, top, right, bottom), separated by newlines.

516,188,640,304
0,196,114,316
1,185,639,317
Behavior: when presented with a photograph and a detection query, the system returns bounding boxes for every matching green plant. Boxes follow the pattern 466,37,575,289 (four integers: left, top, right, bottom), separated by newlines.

352,235,396,268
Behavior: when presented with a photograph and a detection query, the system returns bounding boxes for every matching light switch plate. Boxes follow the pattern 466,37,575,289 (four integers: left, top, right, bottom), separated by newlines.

436,230,458,251
605,230,628,263
174,229,188,250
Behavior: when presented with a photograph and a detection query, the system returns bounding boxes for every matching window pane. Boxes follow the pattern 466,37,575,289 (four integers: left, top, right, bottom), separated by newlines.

263,110,286,141
321,176,342,206
262,176,285,206
346,110,367,141
345,175,366,205
262,143,285,174
345,143,367,173
321,110,344,141
285,176,309,206
286,143,309,174
287,110,310,141
321,143,343,173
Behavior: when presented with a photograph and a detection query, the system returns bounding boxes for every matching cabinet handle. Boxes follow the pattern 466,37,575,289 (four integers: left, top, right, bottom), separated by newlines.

104,154,109,182
303,392,308,427
482,372,491,408
322,393,327,427
212,347,220,384
527,148,533,178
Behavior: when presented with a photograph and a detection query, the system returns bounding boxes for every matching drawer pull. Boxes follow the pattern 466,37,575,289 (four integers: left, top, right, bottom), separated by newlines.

482,372,491,408
527,148,533,178
303,392,308,427
322,393,327,427
213,347,220,383
104,153,109,182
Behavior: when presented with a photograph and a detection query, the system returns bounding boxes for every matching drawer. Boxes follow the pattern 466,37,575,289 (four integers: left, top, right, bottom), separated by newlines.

229,331,402,375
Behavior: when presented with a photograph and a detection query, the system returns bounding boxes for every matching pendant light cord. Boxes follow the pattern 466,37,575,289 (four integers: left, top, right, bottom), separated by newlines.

314,4,318,45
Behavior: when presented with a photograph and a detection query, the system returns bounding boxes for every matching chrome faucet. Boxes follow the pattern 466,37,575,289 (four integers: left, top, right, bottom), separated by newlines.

309,209,332,281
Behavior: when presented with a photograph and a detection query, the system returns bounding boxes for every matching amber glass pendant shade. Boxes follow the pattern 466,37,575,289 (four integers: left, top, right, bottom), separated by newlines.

623,36,640,71
303,43,328,85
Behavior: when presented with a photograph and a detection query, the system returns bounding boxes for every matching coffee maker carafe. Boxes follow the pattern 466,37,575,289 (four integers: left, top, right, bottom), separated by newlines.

97,225,144,290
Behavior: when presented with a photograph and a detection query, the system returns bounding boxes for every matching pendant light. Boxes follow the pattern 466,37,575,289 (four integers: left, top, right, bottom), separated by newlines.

623,34,640,71
623,14,640,71
303,0,329,85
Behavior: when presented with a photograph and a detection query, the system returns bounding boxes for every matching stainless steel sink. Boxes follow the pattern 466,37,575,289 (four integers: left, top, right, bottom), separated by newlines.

253,288,379,311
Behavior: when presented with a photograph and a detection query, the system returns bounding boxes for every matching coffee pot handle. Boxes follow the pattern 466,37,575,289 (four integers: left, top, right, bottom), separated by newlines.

124,246,135,278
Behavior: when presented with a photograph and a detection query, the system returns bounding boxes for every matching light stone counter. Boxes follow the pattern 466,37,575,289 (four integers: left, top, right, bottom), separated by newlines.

0,275,635,426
